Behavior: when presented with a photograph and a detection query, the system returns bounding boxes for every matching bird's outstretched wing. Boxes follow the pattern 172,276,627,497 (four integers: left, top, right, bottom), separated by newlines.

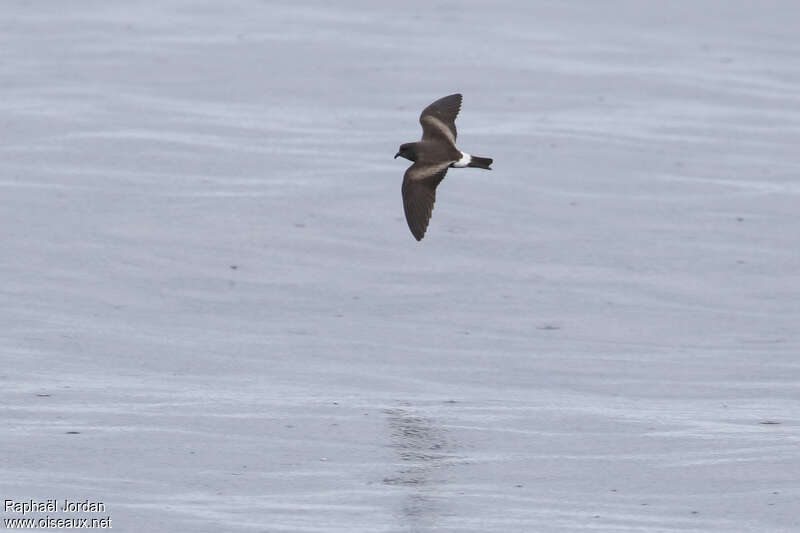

419,93,462,147
401,161,451,241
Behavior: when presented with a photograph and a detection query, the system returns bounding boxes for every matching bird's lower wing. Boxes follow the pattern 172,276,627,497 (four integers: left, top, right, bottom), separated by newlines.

401,163,450,241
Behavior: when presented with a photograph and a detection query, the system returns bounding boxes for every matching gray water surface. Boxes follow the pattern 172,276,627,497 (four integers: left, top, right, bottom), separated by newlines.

2,1,799,531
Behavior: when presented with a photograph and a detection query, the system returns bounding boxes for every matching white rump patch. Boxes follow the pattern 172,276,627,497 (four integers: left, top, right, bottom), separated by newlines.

452,152,471,168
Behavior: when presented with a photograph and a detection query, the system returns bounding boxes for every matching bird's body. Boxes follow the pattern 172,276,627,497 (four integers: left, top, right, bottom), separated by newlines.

395,93,493,241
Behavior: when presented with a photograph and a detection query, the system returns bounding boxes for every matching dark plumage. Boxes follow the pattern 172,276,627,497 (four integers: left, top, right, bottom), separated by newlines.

395,94,493,241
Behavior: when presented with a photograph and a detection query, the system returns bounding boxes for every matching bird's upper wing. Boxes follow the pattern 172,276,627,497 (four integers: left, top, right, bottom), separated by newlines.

401,161,451,241
419,93,462,147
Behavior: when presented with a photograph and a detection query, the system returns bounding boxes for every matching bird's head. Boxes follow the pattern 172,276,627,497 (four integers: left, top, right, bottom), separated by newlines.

394,143,417,162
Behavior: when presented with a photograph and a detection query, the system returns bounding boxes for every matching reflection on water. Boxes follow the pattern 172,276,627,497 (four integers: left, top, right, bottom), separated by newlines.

383,406,453,530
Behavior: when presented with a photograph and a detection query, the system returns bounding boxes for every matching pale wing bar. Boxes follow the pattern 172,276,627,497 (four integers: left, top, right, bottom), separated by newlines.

420,115,457,146
419,93,462,146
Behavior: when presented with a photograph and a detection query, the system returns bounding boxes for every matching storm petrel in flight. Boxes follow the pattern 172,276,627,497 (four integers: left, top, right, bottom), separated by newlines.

395,93,493,241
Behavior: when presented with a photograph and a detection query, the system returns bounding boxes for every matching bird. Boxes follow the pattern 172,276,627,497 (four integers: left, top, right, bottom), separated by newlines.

395,93,493,241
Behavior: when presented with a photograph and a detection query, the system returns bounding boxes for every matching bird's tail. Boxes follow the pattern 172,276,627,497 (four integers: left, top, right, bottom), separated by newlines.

467,155,493,170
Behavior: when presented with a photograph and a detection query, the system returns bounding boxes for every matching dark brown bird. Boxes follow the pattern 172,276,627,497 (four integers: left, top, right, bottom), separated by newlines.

395,93,493,241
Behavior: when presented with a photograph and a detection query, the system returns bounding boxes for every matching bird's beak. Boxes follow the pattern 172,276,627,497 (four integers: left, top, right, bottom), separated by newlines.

394,152,400,159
